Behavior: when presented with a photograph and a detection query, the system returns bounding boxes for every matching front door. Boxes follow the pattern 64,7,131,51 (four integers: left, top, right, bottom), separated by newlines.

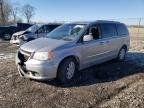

80,24,106,68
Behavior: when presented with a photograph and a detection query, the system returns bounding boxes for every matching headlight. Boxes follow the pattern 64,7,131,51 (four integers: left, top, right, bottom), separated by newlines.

32,51,54,61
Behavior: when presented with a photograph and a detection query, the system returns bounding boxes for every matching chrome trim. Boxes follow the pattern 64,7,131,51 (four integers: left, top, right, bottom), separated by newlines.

88,50,113,58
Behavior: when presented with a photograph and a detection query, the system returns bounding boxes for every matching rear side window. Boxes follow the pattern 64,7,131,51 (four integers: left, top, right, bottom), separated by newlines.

100,23,117,38
116,24,129,36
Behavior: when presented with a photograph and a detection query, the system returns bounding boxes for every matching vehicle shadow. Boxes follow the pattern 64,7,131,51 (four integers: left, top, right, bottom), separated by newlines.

38,52,144,88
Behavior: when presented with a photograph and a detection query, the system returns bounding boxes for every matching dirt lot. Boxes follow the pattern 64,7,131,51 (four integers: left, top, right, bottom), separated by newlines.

0,40,144,108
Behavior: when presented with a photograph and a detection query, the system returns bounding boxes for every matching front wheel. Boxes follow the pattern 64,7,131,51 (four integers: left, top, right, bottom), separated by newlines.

3,34,11,40
117,47,127,62
57,58,77,84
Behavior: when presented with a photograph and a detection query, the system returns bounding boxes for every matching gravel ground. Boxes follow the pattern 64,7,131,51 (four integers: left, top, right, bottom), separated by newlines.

0,41,144,108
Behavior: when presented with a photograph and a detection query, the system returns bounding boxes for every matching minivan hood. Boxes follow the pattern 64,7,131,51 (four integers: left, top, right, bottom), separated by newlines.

13,30,31,37
20,38,69,52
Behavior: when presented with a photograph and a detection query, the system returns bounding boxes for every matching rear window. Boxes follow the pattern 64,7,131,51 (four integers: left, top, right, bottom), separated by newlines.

116,24,129,36
100,23,117,38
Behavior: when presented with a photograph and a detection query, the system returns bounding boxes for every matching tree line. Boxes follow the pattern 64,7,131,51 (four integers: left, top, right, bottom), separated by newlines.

0,0,35,25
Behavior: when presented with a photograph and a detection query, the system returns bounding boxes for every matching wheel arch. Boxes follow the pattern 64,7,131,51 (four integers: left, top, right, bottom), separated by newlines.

121,44,128,51
57,55,80,76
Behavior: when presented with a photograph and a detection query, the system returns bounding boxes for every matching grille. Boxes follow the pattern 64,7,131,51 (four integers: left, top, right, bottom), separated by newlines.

18,50,31,62
13,35,17,40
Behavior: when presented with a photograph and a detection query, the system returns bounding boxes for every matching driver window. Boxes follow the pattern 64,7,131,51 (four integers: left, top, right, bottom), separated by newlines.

37,26,47,33
37,27,44,33
86,25,101,40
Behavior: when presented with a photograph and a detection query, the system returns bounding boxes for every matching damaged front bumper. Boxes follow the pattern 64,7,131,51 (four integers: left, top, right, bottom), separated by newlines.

16,51,58,80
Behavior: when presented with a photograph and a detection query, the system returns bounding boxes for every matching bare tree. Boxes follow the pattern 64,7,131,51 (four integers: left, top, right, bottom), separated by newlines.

4,1,11,23
22,4,35,23
10,2,20,23
0,0,6,25
0,0,11,25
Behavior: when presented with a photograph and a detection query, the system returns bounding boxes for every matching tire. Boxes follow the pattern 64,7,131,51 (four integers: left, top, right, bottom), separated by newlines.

116,47,127,62
57,58,77,84
3,34,11,40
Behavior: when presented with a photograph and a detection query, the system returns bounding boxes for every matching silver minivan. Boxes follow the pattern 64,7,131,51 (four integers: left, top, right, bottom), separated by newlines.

16,20,130,83
10,23,61,45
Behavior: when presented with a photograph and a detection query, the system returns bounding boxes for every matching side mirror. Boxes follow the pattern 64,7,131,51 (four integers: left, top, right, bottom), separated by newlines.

83,34,93,42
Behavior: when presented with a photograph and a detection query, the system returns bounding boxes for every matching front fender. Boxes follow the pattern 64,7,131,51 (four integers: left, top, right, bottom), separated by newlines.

55,48,82,68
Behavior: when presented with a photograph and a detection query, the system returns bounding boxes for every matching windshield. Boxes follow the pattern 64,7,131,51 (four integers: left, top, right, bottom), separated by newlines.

26,24,40,33
47,24,86,41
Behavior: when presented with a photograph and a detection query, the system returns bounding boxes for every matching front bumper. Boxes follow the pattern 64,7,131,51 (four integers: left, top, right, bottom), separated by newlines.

10,39,20,44
10,38,26,46
16,52,58,80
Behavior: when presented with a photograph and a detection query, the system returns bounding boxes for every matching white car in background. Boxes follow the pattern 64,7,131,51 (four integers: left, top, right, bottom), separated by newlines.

10,23,62,46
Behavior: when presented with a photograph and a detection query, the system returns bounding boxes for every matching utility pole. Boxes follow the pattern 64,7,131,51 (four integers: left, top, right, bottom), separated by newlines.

0,0,5,25
137,18,141,49
138,18,141,36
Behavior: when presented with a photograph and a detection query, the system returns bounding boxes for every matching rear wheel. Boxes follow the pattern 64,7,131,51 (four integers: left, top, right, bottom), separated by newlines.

117,47,127,61
57,58,77,84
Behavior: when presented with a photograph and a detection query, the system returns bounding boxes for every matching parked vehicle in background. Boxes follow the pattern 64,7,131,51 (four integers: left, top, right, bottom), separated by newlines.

16,20,130,84
0,23,32,40
10,23,62,46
